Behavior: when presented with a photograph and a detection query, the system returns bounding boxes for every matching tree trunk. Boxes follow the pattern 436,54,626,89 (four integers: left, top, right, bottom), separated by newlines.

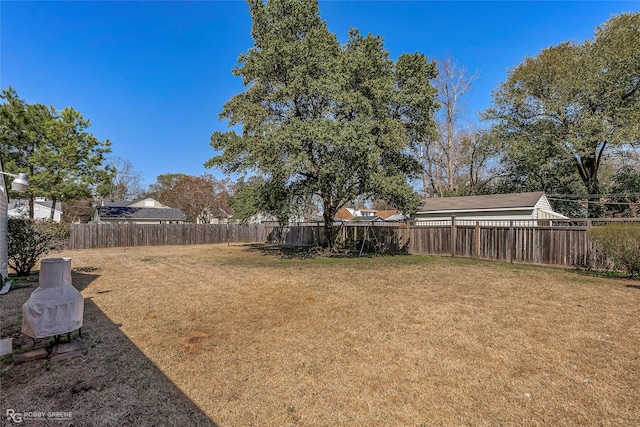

322,198,337,249
421,170,429,198
28,195,34,220
49,196,57,220
322,209,334,249
446,121,455,192
586,180,603,218
575,146,605,218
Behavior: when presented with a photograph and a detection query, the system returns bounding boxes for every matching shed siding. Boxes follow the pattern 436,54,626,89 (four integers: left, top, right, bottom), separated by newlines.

414,209,535,226
534,194,553,212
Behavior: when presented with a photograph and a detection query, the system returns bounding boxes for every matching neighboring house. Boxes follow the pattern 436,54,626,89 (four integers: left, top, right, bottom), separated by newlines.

382,213,407,222
334,208,404,222
334,208,356,221
413,192,568,226
373,209,402,220
352,215,384,222
93,198,186,224
8,197,63,222
127,198,169,209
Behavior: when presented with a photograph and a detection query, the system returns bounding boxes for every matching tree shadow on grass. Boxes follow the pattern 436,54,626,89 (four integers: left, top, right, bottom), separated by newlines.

244,243,325,259
243,242,411,260
1,270,217,427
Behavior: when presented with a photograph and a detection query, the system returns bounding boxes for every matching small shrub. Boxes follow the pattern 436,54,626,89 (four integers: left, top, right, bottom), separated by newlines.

8,218,69,276
588,223,640,278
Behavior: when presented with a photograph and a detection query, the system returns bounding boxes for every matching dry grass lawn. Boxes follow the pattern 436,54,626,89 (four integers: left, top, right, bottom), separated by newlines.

2,243,639,426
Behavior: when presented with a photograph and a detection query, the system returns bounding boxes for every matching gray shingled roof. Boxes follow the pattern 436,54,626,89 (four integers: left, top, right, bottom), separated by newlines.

417,192,546,213
96,206,186,220
100,200,132,207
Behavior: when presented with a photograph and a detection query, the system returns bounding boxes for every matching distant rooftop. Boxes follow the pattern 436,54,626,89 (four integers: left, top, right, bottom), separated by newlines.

96,206,186,221
417,192,546,212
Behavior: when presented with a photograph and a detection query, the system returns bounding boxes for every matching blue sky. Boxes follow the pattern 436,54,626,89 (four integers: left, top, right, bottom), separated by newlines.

2,1,638,187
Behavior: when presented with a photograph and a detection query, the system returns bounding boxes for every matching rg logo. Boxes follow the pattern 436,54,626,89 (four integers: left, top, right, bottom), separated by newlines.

6,409,23,423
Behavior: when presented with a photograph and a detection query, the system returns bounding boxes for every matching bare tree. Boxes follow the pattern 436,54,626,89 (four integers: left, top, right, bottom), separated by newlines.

431,57,480,195
158,174,234,223
458,129,502,195
103,157,144,201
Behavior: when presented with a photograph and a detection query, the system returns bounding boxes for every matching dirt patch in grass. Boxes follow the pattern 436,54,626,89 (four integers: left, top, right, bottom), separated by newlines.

2,244,639,426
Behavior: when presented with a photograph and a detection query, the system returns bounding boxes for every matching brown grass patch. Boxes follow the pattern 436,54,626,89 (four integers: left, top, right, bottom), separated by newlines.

2,244,640,426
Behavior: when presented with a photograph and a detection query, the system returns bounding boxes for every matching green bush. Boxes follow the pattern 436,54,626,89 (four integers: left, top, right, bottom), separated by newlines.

8,218,70,276
588,223,640,278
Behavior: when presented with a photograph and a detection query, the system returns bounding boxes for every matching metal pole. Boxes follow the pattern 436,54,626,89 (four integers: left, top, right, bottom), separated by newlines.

0,186,8,280
0,164,29,280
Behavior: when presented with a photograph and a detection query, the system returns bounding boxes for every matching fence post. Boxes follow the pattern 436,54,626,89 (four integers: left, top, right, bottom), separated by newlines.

475,221,480,259
163,223,168,246
586,218,592,268
406,219,410,253
509,220,515,263
451,216,456,258
121,223,125,251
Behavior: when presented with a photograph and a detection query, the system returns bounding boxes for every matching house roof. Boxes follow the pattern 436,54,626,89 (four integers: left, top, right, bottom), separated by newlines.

96,206,186,221
417,192,546,213
128,198,168,208
352,215,384,221
375,209,401,219
335,208,355,220
100,199,132,207
384,214,406,221
99,198,169,209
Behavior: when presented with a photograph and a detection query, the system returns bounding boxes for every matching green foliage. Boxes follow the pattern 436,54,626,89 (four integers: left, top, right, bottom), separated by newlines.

231,176,292,225
0,87,112,217
207,0,437,246
8,218,70,276
602,166,640,217
588,223,640,278
486,13,640,216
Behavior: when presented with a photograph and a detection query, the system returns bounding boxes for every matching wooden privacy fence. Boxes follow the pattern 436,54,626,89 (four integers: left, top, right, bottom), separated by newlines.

67,218,639,269
407,223,600,268
67,223,267,249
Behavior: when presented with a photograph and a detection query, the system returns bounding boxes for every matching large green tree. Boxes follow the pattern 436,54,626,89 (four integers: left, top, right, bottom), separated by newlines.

206,0,437,245
33,106,113,217
485,13,640,216
0,88,112,218
0,88,50,216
